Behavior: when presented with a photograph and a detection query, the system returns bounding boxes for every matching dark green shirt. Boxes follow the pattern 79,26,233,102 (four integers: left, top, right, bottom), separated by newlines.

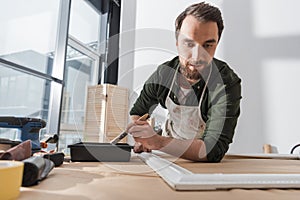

130,56,242,162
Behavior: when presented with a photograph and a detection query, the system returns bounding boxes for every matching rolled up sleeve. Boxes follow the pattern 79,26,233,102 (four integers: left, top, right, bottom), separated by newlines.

203,76,242,162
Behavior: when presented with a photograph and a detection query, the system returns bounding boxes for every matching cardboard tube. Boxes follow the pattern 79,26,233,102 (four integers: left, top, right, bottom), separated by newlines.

263,144,272,153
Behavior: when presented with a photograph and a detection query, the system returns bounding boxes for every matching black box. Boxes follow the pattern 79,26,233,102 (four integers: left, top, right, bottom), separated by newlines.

68,142,132,162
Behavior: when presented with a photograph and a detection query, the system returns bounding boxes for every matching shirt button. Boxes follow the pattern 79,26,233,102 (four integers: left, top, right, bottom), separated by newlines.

197,86,200,89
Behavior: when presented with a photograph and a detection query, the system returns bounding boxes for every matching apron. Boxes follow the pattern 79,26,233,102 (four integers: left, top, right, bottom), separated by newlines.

162,66,211,140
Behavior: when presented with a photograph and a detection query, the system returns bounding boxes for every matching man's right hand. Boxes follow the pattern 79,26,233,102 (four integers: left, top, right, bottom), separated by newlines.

129,114,152,153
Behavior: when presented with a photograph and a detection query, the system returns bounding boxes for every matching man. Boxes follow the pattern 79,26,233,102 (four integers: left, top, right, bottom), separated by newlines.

128,2,241,162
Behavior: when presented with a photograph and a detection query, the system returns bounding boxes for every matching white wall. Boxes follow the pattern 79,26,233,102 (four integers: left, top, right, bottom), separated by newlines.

119,0,300,154
222,0,300,154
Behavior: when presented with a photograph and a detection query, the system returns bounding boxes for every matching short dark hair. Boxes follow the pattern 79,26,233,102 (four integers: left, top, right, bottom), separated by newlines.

175,2,224,42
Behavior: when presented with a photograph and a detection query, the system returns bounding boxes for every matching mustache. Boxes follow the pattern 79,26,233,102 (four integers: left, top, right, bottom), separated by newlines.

187,60,209,66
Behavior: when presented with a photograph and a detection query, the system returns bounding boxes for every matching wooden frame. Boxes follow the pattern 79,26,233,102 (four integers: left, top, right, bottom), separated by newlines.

138,152,300,191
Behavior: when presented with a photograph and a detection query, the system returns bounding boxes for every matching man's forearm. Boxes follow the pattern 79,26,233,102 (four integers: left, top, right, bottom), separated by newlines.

158,136,207,161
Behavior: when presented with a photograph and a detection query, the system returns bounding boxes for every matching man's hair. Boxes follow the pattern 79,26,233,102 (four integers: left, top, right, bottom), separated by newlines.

175,2,224,42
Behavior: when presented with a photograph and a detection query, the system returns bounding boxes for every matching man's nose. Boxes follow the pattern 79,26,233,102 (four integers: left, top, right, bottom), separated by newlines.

191,45,204,60
191,45,209,61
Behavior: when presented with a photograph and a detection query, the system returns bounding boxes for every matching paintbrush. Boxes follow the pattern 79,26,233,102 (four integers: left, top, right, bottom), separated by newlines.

110,113,149,145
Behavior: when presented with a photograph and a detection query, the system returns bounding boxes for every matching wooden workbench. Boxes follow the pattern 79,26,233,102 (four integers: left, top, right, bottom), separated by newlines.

18,153,300,200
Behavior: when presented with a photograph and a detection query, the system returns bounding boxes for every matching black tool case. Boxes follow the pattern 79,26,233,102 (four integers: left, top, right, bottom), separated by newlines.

68,142,132,162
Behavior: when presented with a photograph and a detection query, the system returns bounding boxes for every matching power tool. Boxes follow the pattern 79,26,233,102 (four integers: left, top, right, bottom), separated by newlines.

0,116,46,151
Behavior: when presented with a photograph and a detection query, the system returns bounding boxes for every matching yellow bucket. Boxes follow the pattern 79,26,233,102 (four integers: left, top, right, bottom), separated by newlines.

0,161,24,200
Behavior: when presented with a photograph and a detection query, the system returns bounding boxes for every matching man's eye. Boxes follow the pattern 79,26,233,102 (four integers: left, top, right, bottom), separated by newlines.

203,43,213,49
184,42,195,48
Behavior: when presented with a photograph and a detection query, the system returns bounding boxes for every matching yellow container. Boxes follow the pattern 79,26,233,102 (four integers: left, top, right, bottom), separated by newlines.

0,161,24,200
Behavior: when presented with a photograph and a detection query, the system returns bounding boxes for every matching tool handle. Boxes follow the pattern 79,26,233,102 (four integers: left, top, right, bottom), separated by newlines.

110,132,128,145
110,113,149,144
137,113,149,121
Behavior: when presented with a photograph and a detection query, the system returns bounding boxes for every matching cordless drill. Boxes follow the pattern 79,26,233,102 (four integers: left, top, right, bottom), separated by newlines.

0,116,46,151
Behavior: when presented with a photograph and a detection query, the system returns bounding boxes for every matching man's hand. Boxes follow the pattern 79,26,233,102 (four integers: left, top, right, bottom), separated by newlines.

127,120,207,161
127,121,163,152
133,142,151,153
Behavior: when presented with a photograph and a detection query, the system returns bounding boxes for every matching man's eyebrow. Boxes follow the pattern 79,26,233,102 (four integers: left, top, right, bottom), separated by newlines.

182,37,217,44
205,39,217,43
183,38,195,43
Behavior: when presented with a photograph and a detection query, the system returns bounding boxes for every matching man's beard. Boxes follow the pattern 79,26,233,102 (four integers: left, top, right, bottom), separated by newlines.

179,61,209,81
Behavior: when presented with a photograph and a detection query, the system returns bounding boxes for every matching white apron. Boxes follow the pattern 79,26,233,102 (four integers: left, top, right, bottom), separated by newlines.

162,67,211,139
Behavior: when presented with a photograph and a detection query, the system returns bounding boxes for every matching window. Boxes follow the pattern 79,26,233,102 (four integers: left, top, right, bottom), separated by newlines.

0,0,60,75
59,43,99,152
0,0,61,141
0,0,121,153
69,0,101,51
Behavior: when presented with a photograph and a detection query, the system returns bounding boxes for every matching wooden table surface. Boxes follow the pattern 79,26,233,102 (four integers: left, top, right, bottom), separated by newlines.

18,153,300,200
